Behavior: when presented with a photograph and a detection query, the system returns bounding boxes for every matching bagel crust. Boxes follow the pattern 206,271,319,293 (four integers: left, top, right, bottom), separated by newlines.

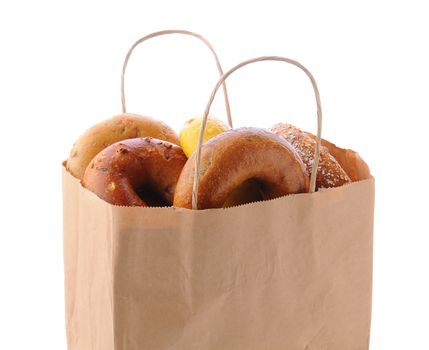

173,127,309,209
306,134,371,182
66,113,179,179
271,123,351,189
82,138,187,206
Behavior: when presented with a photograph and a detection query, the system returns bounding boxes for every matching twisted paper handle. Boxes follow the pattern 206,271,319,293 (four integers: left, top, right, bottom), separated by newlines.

121,29,232,127
192,56,323,209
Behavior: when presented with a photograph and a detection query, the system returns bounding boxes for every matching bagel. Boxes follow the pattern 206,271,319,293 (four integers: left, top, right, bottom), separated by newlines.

82,137,187,206
66,113,179,179
173,127,309,209
305,134,371,182
271,123,351,189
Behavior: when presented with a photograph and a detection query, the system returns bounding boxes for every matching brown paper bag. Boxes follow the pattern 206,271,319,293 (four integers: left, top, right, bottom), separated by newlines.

63,168,374,350
63,43,375,349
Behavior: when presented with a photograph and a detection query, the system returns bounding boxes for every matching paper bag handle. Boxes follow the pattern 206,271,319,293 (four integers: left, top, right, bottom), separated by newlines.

121,29,233,127
192,56,323,209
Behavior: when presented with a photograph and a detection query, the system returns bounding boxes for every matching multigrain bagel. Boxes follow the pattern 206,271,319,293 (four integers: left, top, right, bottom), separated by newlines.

271,123,351,189
173,127,309,209
82,137,187,206
66,113,179,179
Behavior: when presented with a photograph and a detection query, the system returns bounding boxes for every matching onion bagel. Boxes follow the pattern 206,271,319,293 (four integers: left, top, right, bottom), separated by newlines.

82,137,187,207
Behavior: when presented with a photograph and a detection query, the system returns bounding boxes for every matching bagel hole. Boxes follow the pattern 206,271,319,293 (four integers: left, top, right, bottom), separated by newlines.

223,179,264,208
135,185,170,207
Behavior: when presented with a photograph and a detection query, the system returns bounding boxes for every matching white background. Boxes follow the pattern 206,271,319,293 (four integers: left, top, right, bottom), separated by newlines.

1,0,428,349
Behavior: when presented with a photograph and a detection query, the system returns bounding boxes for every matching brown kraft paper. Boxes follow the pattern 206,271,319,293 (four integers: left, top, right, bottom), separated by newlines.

62,166,374,350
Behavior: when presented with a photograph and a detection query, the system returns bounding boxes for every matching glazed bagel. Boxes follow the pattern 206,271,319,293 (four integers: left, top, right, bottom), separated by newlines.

271,123,351,189
67,113,179,179
173,127,309,209
82,137,187,206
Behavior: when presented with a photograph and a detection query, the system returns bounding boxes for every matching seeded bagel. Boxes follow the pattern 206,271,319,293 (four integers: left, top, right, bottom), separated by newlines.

66,113,179,179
